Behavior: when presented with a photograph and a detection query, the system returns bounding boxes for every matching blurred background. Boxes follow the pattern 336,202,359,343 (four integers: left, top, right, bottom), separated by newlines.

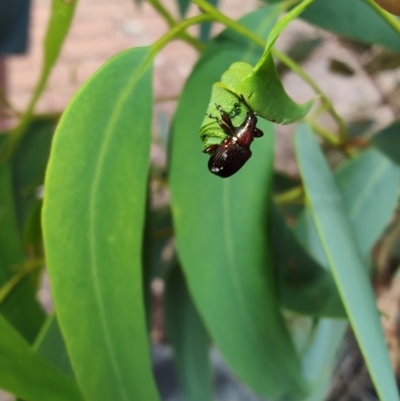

1,0,400,400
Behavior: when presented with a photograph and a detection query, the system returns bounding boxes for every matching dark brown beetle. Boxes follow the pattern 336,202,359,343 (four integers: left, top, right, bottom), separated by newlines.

203,103,263,178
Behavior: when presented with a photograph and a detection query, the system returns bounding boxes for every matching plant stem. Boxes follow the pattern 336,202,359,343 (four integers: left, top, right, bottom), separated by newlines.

150,14,212,57
191,0,270,47
148,0,205,52
190,0,348,143
306,120,341,145
274,186,304,205
363,0,400,36
0,259,43,304
0,68,49,162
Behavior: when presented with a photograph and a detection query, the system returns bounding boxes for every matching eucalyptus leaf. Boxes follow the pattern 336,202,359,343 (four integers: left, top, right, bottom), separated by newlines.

267,0,400,51
371,120,400,166
199,0,313,147
273,205,345,318
11,116,57,247
0,315,84,401
34,315,74,378
42,47,160,401
170,9,308,399
295,124,400,401
0,149,44,342
165,264,212,401
296,146,399,398
3,0,78,158
177,0,190,17
199,0,219,43
277,146,399,318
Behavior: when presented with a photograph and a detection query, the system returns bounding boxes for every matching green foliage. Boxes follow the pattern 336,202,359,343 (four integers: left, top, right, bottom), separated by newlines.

371,120,400,165
1,0,400,400
165,264,212,401
0,147,45,342
42,47,159,401
0,315,84,401
295,124,399,401
267,0,400,50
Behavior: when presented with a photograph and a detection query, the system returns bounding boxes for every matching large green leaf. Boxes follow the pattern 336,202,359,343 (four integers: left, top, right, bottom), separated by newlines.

165,264,212,401
267,0,400,51
371,120,400,166
0,149,45,342
0,315,84,401
295,124,399,401
42,47,160,401
170,9,307,400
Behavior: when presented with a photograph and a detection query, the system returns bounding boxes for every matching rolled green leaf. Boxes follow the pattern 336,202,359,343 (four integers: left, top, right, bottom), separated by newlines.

200,0,314,148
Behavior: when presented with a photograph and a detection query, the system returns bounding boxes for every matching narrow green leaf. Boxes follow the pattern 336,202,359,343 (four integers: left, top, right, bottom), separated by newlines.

296,147,400,264
301,319,348,401
43,0,79,70
170,10,308,400
267,0,400,51
300,155,398,401
277,147,399,317
176,0,190,17
199,0,219,43
295,124,399,401
16,315,75,401
264,0,315,53
3,0,78,158
335,148,400,260
291,146,399,399
0,315,84,401
0,151,45,342
165,264,212,401
42,47,160,401
272,205,345,318
371,120,400,166
11,116,57,247
34,315,74,377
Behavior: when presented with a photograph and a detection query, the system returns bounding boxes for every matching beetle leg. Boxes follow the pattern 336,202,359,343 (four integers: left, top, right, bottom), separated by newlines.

207,112,233,136
215,105,235,132
203,144,219,154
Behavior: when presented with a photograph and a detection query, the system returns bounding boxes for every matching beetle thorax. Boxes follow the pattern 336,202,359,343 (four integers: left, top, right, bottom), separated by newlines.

234,112,258,147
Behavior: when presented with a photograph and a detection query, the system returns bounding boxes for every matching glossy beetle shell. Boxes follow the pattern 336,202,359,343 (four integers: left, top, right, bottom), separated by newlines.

204,105,263,178
208,137,252,178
